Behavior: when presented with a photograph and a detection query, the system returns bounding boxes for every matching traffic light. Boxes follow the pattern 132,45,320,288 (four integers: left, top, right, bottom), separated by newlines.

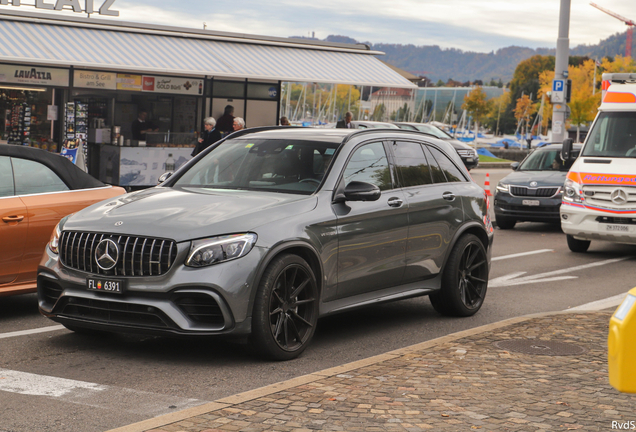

565,79,572,103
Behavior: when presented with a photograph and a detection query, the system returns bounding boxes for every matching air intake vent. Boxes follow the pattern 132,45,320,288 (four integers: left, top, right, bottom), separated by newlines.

59,232,177,277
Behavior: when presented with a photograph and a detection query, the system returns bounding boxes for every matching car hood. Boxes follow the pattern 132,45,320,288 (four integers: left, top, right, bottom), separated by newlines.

445,139,475,151
64,187,318,242
500,170,567,187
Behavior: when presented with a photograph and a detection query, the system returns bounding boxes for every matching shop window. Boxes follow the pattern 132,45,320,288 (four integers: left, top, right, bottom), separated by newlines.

247,83,279,100
12,158,69,195
0,88,54,149
212,81,245,99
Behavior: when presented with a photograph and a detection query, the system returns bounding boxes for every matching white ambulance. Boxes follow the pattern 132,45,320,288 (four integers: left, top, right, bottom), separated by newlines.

560,73,636,252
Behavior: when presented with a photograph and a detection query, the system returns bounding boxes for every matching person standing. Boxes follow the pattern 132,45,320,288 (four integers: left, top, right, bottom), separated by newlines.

336,111,353,129
192,117,222,156
131,111,158,140
233,117,245,132
216,105,235,136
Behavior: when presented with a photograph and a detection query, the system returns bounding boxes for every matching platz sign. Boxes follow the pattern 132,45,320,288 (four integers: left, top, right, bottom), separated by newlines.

0,0,119,16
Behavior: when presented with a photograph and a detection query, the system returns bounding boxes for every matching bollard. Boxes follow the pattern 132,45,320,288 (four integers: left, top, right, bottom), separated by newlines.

608,287,636,393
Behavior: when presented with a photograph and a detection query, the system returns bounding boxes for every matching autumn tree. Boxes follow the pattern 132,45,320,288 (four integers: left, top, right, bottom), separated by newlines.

568,60,602,142
461,86,492,136
514,94,536,140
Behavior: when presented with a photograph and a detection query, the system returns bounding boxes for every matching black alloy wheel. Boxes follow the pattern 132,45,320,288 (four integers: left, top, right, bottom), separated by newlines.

251,254,318,360
430,234,489,317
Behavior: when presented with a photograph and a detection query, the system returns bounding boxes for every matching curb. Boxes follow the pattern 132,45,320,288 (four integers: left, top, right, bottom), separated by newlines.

477,162,513,169
105,308,606,432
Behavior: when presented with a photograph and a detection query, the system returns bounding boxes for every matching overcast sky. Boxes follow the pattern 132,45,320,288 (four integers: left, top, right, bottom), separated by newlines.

2,0,635,52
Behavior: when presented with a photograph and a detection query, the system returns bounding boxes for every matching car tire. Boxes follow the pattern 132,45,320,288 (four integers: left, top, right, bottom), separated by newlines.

496,216,516,229
250,254,319,361
566,235,591,253
429,234,488,317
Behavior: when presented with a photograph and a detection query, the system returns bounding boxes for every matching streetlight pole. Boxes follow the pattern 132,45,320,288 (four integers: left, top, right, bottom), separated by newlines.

551,0,571,143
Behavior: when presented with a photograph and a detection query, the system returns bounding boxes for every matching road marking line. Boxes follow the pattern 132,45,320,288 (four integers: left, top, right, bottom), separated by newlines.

0,368,206,416
0,325,65,340
492,249,553,261
568,293,628,311
490,256,630,287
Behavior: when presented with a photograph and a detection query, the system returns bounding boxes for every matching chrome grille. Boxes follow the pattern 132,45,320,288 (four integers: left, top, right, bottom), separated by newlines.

510,186,559,197
60,231,177,276
456,149,476,157
582,185,636,210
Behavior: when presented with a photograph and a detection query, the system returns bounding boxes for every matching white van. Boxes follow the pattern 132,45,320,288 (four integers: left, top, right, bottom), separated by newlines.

560,73,636,252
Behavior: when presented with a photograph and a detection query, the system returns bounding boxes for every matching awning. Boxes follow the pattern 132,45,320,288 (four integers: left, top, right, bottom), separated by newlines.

0,15,416,88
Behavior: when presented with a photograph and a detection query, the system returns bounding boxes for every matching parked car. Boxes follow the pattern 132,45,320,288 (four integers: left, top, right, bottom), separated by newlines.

38,127,493,360
394,122,479,170
0,144,126,297
494,143,581,229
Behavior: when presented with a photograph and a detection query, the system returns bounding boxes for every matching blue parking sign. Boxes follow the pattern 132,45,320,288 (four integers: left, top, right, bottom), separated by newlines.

553,80,564,92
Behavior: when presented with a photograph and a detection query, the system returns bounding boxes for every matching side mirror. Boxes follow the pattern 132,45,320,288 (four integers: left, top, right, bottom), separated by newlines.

561,138,574,162
157,172,173,184
343,181,381,202
510,162,520,171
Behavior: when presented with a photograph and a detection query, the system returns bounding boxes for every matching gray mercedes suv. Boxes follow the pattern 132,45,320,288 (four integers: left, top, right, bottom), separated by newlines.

38,127,493,360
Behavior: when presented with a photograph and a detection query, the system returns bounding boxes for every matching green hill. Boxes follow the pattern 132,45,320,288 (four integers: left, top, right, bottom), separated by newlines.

311,32,634,83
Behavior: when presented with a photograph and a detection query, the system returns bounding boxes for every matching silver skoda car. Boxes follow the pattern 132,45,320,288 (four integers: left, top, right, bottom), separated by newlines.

38,127,493,360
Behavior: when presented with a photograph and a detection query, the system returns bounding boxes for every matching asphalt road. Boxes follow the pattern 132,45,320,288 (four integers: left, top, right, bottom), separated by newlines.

2,176,635,431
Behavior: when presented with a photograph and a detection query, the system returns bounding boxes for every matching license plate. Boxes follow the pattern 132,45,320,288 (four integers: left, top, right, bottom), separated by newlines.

466,158,474,162
522,200,541,206
605,224,630,232
86,277,125,294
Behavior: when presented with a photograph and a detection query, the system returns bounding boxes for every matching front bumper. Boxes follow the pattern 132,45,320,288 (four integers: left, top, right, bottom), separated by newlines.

494,192,562,222
460,156,479,170
561,201,636,244
37,243,266,337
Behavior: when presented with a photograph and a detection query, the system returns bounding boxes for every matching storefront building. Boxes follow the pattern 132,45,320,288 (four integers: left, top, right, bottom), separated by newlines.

0,8,415,186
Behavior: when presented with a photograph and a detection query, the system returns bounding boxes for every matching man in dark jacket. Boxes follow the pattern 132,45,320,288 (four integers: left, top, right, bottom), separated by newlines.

215,105,235,136
336,111,353,129
192,117,222,156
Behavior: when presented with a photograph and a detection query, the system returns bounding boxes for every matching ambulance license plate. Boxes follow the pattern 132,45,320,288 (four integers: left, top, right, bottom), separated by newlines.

605,224,629,232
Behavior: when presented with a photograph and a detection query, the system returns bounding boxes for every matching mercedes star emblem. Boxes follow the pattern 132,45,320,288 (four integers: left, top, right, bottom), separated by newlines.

95,239,119,271
611,188,629,205
530,181,538,187
115,221,123,226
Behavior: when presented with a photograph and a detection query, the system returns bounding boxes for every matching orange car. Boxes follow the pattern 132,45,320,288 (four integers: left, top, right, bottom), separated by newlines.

1,144,126,296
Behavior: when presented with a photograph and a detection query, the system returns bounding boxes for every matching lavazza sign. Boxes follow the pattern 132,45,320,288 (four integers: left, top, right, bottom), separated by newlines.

0,0,119,16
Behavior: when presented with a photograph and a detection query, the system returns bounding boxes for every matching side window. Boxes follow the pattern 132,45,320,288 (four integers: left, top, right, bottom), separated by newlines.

422,145,447,183
0,156,14,197
342,142,392,191
12,158,69,195
426,146,466,183
392,141,433,187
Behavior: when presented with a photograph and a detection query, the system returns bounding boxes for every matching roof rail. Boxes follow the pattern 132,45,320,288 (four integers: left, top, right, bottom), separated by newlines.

602,73,636,83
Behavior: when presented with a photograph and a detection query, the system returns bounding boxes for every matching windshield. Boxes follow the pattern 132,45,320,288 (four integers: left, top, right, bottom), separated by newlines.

415,125,452,139
173,139,339,194
582,112,636,158
519,149,577,171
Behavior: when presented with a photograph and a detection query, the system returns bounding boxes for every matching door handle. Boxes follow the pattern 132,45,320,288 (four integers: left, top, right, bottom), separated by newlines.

442,192,456,201
387,197,404,208
2,215,25,223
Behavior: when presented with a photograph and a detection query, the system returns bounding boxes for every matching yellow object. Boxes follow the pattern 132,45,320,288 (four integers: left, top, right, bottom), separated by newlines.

608,288,636,393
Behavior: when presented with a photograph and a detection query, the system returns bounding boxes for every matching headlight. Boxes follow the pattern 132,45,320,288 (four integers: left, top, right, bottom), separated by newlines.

496,182,509,193
563,179,583,203
186,233,257,268
48,215,71,254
